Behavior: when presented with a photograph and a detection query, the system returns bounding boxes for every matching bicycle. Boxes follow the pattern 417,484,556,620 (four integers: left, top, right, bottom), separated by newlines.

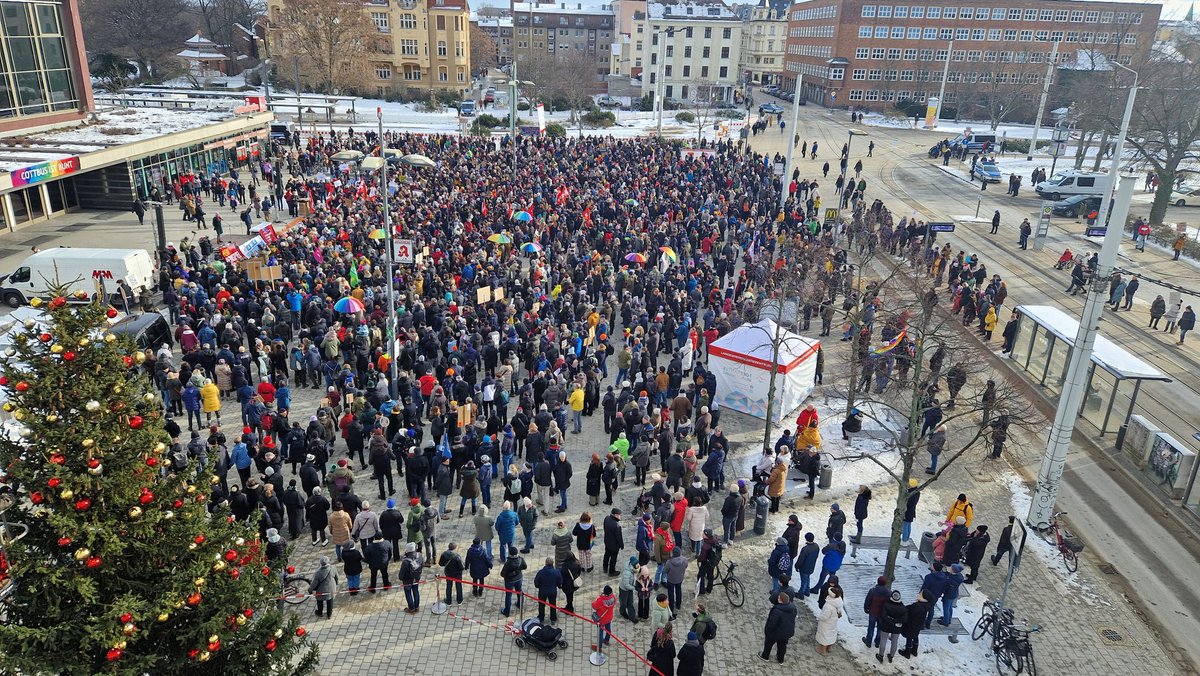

711,560,745,608
1035,511,1083,573
280,572,312,606
971,599,1041,676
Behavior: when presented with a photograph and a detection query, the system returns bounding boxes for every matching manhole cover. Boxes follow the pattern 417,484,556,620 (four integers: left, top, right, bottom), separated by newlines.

1098,628,1125,644
1097,563,1119,575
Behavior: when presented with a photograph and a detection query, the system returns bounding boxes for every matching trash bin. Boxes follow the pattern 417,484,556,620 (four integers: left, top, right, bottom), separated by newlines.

819,463,833,489
919,531,936,563
754,495,770,535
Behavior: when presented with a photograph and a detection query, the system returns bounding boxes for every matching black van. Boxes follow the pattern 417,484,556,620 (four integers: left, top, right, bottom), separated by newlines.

110,313,173,351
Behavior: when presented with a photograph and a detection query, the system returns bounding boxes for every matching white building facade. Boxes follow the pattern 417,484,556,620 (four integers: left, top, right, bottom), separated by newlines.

739,3,787,87
632,0,744,103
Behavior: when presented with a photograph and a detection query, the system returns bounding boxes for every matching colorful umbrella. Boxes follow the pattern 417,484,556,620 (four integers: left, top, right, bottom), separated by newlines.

367,229,387,240
624,198,640,207
488,233,513,244
333,296,365,314
624,252,648,263
513,210,534,222
659,246,678,262
520,242,543,253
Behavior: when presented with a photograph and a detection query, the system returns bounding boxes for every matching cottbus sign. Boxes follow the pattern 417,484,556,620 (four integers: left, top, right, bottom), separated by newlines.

10,157,80,187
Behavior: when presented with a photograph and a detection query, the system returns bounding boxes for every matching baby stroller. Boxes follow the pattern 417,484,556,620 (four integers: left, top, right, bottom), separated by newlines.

631,486,653,516
514,618,569,661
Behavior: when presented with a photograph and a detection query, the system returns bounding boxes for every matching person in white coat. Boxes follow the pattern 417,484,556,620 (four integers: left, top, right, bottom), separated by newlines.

680,340,694,376
815,586,844,655
683,502,709,554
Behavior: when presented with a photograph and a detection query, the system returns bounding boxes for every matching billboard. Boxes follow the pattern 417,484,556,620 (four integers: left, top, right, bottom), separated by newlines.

10,157,80,187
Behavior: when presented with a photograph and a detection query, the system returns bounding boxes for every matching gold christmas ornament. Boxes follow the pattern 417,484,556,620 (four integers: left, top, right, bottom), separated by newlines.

273,629,283,638
235,537,245,546
127,506,142,519
2,348,14,357
85,401,100,412
22,319,36,328
143,393,156,404
163,510,174,520
28,298,42,308
114,640,127,650
104,333,116,343
209,475,220,485
208,634,219,644
186,485,196,494
59,488,74,500
1,403,12,412
235,614,247,626
157,613,169,623
78,337,90,346
194,577,206,587
49,344,63,354
134,352,146,364
45,414,59,423
82,439,95,448
172,600,184,609
74,548,91,561
213,560,227,572
198,651,210,662
113,385,123,395
154,442,166,454
123,622,136,636
12,410,24,421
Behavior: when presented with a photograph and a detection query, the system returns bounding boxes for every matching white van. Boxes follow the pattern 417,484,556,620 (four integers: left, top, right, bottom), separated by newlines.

952,132,998,152
1035,170,1110,201
0,248,155,308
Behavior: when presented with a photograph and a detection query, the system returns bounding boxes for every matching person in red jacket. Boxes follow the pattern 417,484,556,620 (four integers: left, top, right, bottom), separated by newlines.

796,404,819,431
670,493,689,550
592,584,617,651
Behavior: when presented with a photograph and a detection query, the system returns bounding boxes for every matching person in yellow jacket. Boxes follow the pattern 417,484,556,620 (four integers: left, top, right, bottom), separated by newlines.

797,419,822,449
946,493,974,528
982,307,998,340
200,378,221,425
569,385,586,434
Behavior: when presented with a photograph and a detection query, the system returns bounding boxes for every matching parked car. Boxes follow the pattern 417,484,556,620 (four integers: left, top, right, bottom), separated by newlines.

1050,194,1103,218
762,85,779,95
712,101,738,109
970,159,1002,183
758,102,784,114
1170,185,1200,206
596,95,621,108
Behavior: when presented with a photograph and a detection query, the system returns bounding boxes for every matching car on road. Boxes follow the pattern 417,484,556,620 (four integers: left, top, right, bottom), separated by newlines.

596,95,621,108
970,159,1002,183
758,102,784,114
1050,194,1103,218
1170,185,1200,206
711,101,738,109
762,85,779,95
484,92,495,104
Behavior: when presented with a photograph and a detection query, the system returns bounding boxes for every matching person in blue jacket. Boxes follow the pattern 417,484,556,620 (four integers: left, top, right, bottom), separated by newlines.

794,533,820,598
534,557,563,623
495,501,519,559
815,533,846,590
767,536,792,594
181,382,202,431
920,562,950,628
938,563,965,626
464,537,493,598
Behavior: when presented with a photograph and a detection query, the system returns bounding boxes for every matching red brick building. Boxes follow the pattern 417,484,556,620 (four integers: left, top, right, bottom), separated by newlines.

782,0,1160,119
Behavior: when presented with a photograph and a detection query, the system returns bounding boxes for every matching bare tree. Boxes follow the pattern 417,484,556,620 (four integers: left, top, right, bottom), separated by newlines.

191,0,264,70
270,0,377,94
513,48,557,111
554,48,601,136
470,23,500,76
971,57,1042,130
80,0,193,80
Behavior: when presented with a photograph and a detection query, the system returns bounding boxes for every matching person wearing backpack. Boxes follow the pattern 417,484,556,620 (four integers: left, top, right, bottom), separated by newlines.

768,536,792,595
398,542,422,613
499,546,527,617
689,601,717,645
419,498,439,564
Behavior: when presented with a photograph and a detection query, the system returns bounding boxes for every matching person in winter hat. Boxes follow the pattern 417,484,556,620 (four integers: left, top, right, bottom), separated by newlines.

768,536,792,595
825,504,846,543
862,575,890,648
308,556,339,618
677,629,706,676
876,590,909,663
760,591,798,663
619,554,640,623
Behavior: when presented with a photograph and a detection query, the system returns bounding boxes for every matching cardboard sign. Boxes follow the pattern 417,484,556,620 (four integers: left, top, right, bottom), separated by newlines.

476,287,492,304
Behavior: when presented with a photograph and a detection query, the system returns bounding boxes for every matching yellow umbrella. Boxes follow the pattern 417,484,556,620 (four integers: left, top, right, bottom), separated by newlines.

488,233,513,244
367,229,387,240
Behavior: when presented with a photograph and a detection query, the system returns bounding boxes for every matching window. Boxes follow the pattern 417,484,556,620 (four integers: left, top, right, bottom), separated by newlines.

907,26,921,39
859,26,872,38
971,29,985,41
1035,30,1048,41
862,5,876,17
375,65,391,79
831,67,845,79
371,12,389,31
885,68,897,80
704,27,712,38
1070,10,1084,22
665,45,673,57
946,71,960,82
895,6,908,18
934,49,948,60
856,47,870,58
1030,51,1043,62
965,71,977,82
1039,10,1053,21
437,40,447,56
924,28,937,39
1024,9,1037,21
868,69,882,80
865,90,880,101
684,46,691,57
702,46,710,57
720,46,729,58
1094,32,1109,44
928,7,941,19
903,48,917,59
399,13,417,29
1085,10,1099,22
966,50,981,61
987,29,1001,41
719,65,728,77
900,69,914,80
983,50,996,61
1008,8,1021,20
1101,11,1114,23
1003,29,1017,41
436,15,446,30
1124,33,1137,44
878,5,892,17
891,26,904,38
875,26,888,38
1081,32,1093,43
438,67,448,81
849,89,864,100
401,39,419,55
992,8,1006,19
722,27,731,39
664,65,672,76
1025,72,1040,84
887,48,901,59
943,7,956,19
1051,31,1063,42
999,50,1012,62
951,49,965,61
995,72,1008,83
912,6,924,18
1054,10,1068,21
918,70,931,80
919,49,933,60
1019,30,1032,41
960,7,973,19
955,28,969,40
871,48,885,58
1116,11,1128,23
701,65,709,77
1065,31,1078,42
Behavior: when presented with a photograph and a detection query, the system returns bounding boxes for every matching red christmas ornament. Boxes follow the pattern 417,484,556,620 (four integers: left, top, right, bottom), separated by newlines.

0,376,7,385
57,536,72,547
119,612,133,623
106,307,118,319
14,381,28,392
85,555,102,569
265,639,277,652
229,568,240,580
87,458,100,469
63,351,76,361
295,627,306,637
261,566,272,577
186,592,202,606
47,478,61,488
194,534,206,545
138,492,154,505
38,333,52,343
49,452,65,465
105,648,123,662
224,550,239,562
243,608,253,618
286,565,295,574
187,649,199,660
128,416,144,430
239,555,251,566
174,499,184,508
50,296,66,308
208,639,221,652
30,492,44,504
145,457,158,467
195,494,205,504
74,498,92,511
122,356,134,367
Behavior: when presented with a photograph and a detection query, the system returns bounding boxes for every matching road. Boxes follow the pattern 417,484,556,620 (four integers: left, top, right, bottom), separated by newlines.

748,102,1200,670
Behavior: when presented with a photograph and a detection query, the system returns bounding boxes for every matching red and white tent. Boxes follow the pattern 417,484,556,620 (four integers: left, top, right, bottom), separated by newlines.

706,319,820,423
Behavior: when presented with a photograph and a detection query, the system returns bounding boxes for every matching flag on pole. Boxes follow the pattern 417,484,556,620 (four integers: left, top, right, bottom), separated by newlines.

348,266,360,288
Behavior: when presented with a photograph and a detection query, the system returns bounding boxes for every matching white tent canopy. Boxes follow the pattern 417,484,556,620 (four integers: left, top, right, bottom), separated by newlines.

706,319,820,422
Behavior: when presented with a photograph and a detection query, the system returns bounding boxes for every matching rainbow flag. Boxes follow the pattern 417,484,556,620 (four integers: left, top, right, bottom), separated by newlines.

873,329,907,355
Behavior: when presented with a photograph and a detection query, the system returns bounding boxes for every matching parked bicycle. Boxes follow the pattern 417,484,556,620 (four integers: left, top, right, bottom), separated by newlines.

711,560,745,608
972,599,1041,676
280,571,311,606
1035,511,1083,573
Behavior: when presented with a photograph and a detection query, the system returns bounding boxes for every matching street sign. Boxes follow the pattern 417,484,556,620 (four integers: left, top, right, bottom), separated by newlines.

928,221,955,232
1086,227,1107,237
396,238,415,264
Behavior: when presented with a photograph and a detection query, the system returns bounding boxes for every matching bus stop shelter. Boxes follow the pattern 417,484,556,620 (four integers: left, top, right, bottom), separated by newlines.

1008,305,1172,435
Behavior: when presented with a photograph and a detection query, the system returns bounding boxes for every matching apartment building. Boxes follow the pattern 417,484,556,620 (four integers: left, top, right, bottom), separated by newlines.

631,0,744,103
740,2,787,86
781,0,1160,117
511,1,615,76
475,14,515,65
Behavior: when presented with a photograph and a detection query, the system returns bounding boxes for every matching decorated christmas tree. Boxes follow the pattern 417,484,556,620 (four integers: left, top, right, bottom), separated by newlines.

0,293,318,674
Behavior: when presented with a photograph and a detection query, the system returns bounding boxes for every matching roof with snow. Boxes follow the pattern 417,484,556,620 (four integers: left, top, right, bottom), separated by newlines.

707,318,820,373
1015,305,1170,381
648,0,740,20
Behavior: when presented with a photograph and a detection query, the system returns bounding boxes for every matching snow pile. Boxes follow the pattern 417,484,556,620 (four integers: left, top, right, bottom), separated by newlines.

28,108,237,146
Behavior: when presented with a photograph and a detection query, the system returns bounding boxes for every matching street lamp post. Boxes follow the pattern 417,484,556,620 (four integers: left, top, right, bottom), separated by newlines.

1028,39,1061,161
932,40,953,128
654,26,676,137
778,73,804,210
1027,64,1139,529
377,107,398,399
494,75,533,181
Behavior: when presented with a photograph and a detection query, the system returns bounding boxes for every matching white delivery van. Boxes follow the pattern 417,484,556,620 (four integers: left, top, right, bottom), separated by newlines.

0,248,155,308
1035,170,1110,201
